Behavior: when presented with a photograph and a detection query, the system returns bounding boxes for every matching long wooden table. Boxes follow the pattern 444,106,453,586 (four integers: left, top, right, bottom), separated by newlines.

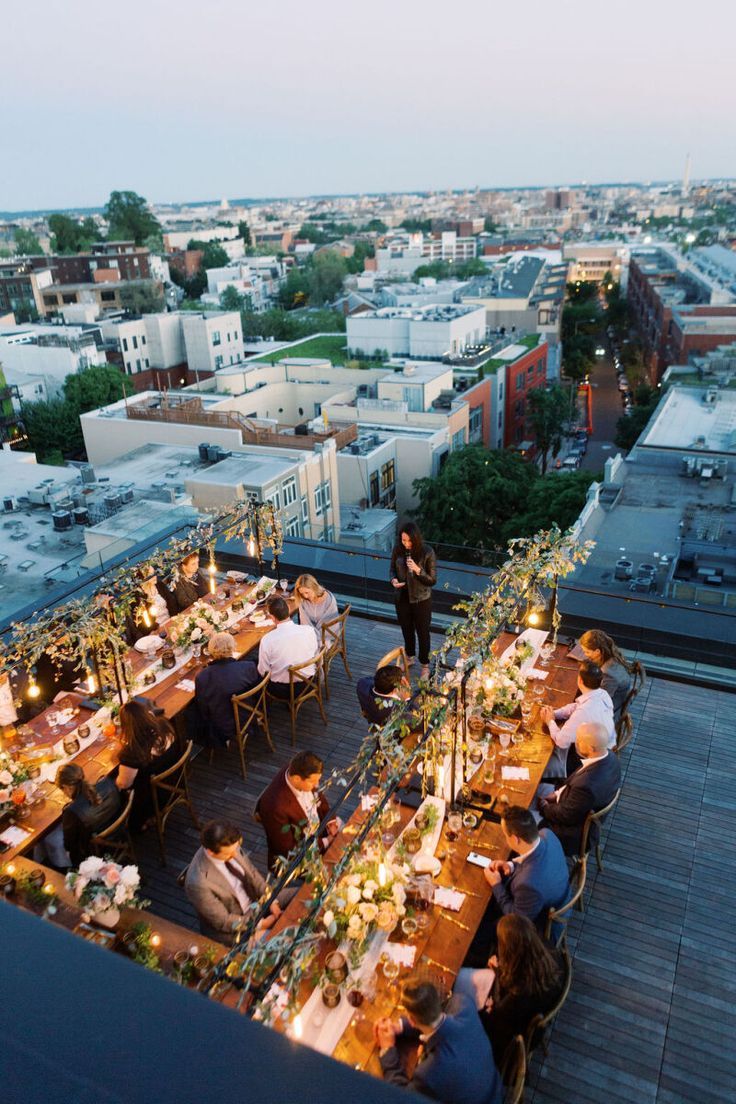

0,579,291,862
270,636,580,1076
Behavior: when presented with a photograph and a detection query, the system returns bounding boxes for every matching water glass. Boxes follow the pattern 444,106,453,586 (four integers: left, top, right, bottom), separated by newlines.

499,732,511,757
446,809,463,843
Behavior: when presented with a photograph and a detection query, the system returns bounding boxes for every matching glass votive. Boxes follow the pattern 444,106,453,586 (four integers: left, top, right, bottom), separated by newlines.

404,828,421,855
77,724,91,739
174,950,190,969
414,810,429,832
324,950,348,984
0,873,16,895
193,953,211,979
462,811,478,831
231,598,244,612
26,764,41,780
143,672,156,686
161,649,176,670
322,983,341,1009
469,746,484,766
28,868,45,889
121,930,138,956
63,736,80,755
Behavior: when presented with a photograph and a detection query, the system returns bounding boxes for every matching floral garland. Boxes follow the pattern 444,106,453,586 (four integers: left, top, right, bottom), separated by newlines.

0,751,31,814
321,853,408,952
171,603,225,651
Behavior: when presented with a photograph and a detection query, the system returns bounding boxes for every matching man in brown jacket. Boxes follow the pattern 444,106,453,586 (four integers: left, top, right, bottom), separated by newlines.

255,750,337,871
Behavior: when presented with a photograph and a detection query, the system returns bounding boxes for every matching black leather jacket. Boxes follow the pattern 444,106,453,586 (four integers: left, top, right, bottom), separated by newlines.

390,545,437,604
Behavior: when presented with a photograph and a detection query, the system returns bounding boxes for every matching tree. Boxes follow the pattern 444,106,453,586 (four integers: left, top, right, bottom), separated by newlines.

307,252,348,305
566,280,598,304
527,386,571,474
169,265,207,300
13,229,43,255
278,267,310,309
219,286,245,311
456,258,488,279
62,364,127,413
48,213,97,254
104,191,161,245
238,220,252,247
188,240,229,270
21,396,81,461
412,446,538,562
614,404,656,451
118,280,165,315
400,218,433,233
507,471,597,541
483,216,497,233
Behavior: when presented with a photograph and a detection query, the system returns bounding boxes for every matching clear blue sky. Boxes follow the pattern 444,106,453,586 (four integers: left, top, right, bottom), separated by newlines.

2,0,734,211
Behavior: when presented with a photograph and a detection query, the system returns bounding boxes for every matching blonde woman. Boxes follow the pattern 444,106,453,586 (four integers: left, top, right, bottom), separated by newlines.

293,574,338,633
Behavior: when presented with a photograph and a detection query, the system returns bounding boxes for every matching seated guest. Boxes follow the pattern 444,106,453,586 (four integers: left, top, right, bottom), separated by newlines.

375,979,502,1104
185,820,284,945
124,570,171,644
257,595,318,699
579,629,633,724
116,698,181,832
255,750,337,870
538,722,621,856
193,632,260,748
470,915,565,1066
171,551,209,613
37,763,121,870
356,663,409,726
465,807,570,966
540,660,614,777
294,573,338,634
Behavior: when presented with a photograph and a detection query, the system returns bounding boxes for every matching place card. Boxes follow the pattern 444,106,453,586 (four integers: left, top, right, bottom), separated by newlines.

501,766,530,781
0,825,32,847
526,668,549,681
384,943,416,968
175,679,196,693
433,886,466,912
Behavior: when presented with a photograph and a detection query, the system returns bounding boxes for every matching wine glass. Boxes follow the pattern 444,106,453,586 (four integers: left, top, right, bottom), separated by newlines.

531,682,545,705
381,956,400,991
520,700,533,730
446,809,462,843
538,643,555,668
498,731,511,758
347,976,366,1022
279,578,289,594
483,745,498,785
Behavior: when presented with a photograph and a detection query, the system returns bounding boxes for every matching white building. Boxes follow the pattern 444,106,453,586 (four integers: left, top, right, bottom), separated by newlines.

0,323,106,396
181,311,244,373
347,305,486,359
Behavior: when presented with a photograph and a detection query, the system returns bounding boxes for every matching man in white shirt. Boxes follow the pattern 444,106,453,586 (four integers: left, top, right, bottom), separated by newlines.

540,661,614,777
257,594,318,698
184,820,284,944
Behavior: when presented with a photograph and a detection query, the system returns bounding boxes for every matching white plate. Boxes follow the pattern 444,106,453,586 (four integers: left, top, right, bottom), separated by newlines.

134,635,164,654
226,570,246,581
412,854,442,877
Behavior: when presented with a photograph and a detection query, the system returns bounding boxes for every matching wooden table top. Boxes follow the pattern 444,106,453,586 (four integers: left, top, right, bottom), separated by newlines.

4,855,226,970
271,637,580,1076
0,581,291,862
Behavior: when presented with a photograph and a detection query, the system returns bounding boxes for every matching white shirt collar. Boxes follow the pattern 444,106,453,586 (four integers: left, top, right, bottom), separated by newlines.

580,751,609,769
285,771,319,823
513,836,541,865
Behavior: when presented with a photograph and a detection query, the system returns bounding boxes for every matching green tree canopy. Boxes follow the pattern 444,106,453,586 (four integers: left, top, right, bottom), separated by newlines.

400,218,433,233
509,470,598,537
48,213,98,254
13,229,43,255
118,280,165,315
219,286,246,311
21,365,128,462
105,191,161,245
307,252,348,305
188,240,230,270
566,280,599,304
527,385,572,474
483,216,497,233
238,220,252,247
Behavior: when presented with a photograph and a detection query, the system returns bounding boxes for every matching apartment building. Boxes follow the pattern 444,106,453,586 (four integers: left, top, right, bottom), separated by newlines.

562,242,630,285
0,260,54,318
347,304,486,359
0,322,106,396
181,311,244,372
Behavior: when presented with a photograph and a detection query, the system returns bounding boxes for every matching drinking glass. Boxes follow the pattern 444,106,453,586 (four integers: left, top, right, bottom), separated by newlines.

347,976,366,1022
381,957,400,990
446,809,462,843
483,746,497,785
279,578,289,594
539,643,555,668
401,916,418,941
520,700,533,729
531,682,545,704
498,731,511,757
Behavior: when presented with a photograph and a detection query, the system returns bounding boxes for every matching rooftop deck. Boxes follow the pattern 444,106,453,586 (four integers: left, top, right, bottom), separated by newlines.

131,614,734,1104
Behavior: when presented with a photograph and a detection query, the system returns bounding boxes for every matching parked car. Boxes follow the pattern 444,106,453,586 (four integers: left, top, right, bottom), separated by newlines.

561,455,580,471
618,378,629,391
595,346,605,357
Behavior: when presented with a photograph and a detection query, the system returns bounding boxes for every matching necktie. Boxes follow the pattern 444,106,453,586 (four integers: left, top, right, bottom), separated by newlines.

225,860,251,896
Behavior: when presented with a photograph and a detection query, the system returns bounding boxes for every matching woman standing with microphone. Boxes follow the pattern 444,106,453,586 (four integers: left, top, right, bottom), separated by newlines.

390,521,437,680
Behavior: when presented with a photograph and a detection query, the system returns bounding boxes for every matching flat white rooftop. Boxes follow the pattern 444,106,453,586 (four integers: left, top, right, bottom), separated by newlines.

641,387,736,454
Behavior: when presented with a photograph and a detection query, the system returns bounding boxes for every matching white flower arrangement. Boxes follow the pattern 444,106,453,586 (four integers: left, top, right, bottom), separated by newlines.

321,856,408,949
0,751,31,814
172,602,224,651
481,654,529,717
65,858,147,913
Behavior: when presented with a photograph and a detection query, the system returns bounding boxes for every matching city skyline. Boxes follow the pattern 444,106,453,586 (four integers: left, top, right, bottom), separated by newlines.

3,0,734,211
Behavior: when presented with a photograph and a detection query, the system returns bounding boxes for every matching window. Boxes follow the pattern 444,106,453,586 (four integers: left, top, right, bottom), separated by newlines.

286,517,301,537
122,338,128,352
141,335,146,346
451,428,466,451
62,294,76,304
132,335,138,349
515,375,524,391
314,481,331,516
380,459,395,491
212,330,221,346
498,383,503,401
214,354,223,369
469,406,483,442
538,358,546,375
515,399,525,418
301,495,309,524
136,359,141,372
282,476,297,506
226,332,231,342
369,470,380,506
527,363,534,376
145,358,150,368
101,291,115,302
267,489,281,511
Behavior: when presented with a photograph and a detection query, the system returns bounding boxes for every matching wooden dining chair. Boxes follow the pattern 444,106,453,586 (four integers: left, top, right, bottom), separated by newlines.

266,649,327,745
616,659,646,755
524,944,573,1061
320,605,352,699
90,789,136,865
545,854,587,946
580,788,621,872
231,673,273,780
500,1035,526,1104
377,645,411,684
150,740,200,865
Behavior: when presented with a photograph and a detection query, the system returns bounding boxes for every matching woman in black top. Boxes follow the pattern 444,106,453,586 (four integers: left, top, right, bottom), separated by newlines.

481,914,564,1064
56,763,122,868
390,521,437,680
116,699,180,832
170,551,209,614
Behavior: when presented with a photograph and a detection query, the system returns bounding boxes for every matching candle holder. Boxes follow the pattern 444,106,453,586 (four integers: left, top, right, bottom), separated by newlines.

28,868,45,890
404,827,421,855
231,598,244,612
0,873,16,895
77,724,91,740
324,950,348,984
322,982,341,1009
26,764,41,780
173,950,190,970
161,649,176,671
121,930,138,956
143,672,157,686
193,953,212,979
63,737,81,755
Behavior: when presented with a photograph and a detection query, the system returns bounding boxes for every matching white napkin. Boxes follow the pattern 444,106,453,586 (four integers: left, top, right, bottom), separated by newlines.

361,794,378,811
526,669,549,681
433,887,466,912
175,679,196,693
385,943,416,968
501,766,530,781
0,825,31,846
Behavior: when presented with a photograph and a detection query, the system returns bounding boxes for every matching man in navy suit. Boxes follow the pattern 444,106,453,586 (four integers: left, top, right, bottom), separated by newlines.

377,979,502,1104
193,633,260,748
538,722,621,856
465,807,570,966
356,664,409,726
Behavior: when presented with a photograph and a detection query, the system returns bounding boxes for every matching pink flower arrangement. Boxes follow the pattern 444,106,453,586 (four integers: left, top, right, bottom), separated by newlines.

65,857,147,913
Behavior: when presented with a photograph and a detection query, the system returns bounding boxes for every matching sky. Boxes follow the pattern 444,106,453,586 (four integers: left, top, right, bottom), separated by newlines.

1,0,735,212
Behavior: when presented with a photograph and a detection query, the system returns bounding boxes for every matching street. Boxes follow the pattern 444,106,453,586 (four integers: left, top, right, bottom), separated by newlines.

580,345,622,474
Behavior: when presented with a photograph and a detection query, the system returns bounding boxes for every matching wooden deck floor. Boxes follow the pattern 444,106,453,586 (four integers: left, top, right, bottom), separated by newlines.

132,616,736,1104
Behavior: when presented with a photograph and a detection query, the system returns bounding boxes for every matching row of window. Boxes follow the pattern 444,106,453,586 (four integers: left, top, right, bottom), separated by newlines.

515,358,547,390
128,357,151,373
122,333,147,352
211,330,239,347
368,460,396,506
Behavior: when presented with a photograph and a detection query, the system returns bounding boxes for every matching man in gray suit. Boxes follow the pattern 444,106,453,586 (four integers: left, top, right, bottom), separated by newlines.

185,820,284,945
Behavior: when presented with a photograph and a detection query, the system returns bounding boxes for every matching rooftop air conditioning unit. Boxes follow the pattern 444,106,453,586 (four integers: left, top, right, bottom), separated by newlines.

3,497,17,513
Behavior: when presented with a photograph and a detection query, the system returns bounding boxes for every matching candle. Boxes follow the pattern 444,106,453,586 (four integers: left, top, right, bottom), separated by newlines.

437,765,445,796
378,861,387,888
141,607,152,629
42,882,55,896
86,670,97,694
27,680,40,700
291,1013,304,1040
6,863,16,876
247,535,256,558
150,931,162,948
188,944,200,957
209,576,216,595
322,983,341,1009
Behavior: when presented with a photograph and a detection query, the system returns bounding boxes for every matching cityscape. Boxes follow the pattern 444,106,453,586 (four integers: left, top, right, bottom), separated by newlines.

1,4,734,1104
